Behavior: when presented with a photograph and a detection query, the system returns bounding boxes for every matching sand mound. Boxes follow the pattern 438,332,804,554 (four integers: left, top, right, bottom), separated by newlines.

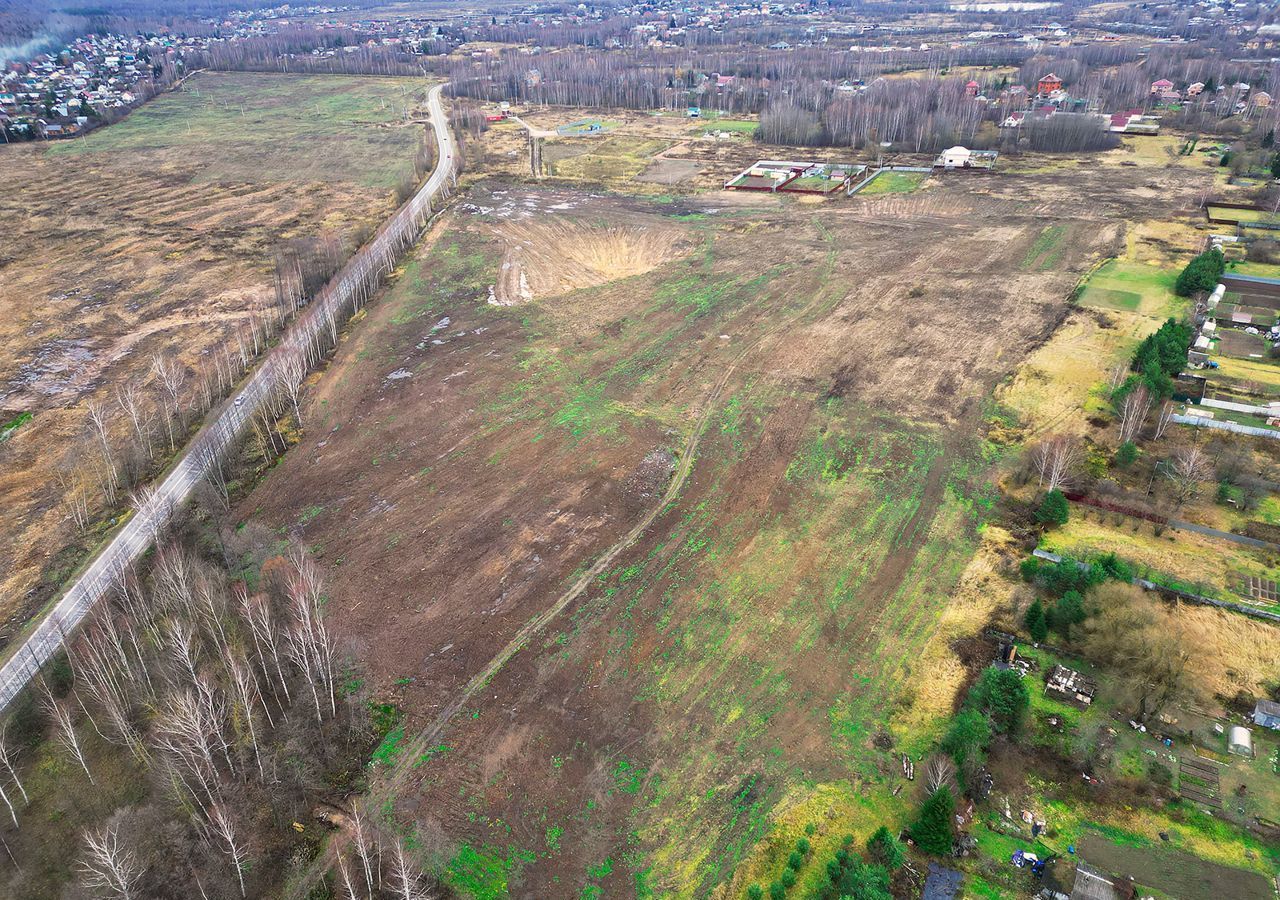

492,218,687,305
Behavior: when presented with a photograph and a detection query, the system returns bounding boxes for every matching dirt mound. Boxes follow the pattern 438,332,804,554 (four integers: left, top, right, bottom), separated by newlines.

492,218,687,305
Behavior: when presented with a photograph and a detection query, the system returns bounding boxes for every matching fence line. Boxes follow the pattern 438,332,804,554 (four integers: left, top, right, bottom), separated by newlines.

1032,549,1280,624
1170,414,1280,440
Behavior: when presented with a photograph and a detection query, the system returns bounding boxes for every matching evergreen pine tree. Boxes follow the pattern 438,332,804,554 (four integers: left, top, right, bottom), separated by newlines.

911,787,956,855
1024,599,1048,642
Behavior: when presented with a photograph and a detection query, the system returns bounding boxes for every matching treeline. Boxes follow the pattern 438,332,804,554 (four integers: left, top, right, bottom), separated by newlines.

0,537,436,897
436,43,1028,112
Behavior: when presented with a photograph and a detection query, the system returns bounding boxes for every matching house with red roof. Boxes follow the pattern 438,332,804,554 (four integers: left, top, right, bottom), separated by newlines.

965,79,980,97
1037,73,1062,95
1150,78,1174,94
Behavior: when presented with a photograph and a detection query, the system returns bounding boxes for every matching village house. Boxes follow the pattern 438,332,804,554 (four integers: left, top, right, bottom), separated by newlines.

1037,72,1062,96
1253,698,1280,729
1150,78,1175,94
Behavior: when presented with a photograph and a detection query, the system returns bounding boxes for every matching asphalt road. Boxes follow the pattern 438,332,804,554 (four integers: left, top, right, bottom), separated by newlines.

0,83,456,712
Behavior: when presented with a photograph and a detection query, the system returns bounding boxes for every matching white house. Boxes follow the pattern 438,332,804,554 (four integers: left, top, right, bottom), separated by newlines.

940,146,972,168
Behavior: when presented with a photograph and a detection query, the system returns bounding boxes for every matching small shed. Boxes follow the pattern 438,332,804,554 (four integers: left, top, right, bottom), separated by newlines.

1253,698,1280,729
1228,725,1254,757
939,146,972,168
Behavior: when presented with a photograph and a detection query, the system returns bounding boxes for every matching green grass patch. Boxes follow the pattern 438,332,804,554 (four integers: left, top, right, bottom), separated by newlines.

447,844,510,899
1021,224,1068,271
858,170,928,195
705,119,758,134
1207,206,1280,225
48,71,423,189
0,410,32,442
1079,259,1181,317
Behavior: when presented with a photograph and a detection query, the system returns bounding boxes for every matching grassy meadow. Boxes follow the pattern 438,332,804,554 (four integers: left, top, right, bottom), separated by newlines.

49,71,426,188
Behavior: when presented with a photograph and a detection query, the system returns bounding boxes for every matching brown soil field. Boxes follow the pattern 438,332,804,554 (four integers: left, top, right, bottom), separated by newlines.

237,151,1216,897
0,72,424,642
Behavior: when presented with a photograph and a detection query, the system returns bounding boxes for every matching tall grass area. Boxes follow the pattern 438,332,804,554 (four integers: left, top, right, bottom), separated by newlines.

49,71,424,189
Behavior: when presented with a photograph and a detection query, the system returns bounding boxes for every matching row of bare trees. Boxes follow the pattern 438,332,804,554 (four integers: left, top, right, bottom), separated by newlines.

1029,429,1213,511
64,309,282,541
0,544,438,897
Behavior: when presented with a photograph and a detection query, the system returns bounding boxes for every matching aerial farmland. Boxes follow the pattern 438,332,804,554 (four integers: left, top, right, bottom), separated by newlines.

1,2,1280,898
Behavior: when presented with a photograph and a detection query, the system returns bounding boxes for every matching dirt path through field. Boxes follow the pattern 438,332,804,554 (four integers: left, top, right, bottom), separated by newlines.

287,234,837,896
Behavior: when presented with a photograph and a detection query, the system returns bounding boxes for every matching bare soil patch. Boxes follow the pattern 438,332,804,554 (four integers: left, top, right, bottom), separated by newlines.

232,163,1211,895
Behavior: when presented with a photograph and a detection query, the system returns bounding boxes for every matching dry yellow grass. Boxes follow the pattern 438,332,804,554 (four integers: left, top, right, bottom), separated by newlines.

492,217,691,304
1174,604,1280,698
998,309,1152,436
890,525,1021,749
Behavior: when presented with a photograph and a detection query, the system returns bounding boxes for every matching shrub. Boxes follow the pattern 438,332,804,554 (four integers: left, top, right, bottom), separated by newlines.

1024,599,1049,643
780,868,797,889
770,882,786,900
1019,557,1040,582
823,849,893,900
1094,552,1133,583
941,708,991,767
1217,480,1244,506
969,667,1030,734
866,825,905,871
787,851,803,871
1035,489,1069,527
748,886,764,900
796,837,810,855
1115,441,1139,467
1051,590,1086,640
911,787,956,855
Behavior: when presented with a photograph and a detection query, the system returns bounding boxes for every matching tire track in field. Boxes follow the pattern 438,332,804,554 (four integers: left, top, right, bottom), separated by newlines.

289,226,840,897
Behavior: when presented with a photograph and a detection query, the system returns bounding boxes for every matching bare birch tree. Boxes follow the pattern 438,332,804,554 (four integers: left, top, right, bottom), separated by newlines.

48,699,94,783
116,382,154,461
278,352,307,426
150,352,187,452
225,648,265,779
1031,434,1080,491
209,803,250,898
1154,401,1174,441
1166,445,1213,508
1118,383,1152,444
0,722,29,806
351,806,376,897
78,821,143,899
389,840,430,900
86,399,120,504
336,854,362,900
925,754,956,794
